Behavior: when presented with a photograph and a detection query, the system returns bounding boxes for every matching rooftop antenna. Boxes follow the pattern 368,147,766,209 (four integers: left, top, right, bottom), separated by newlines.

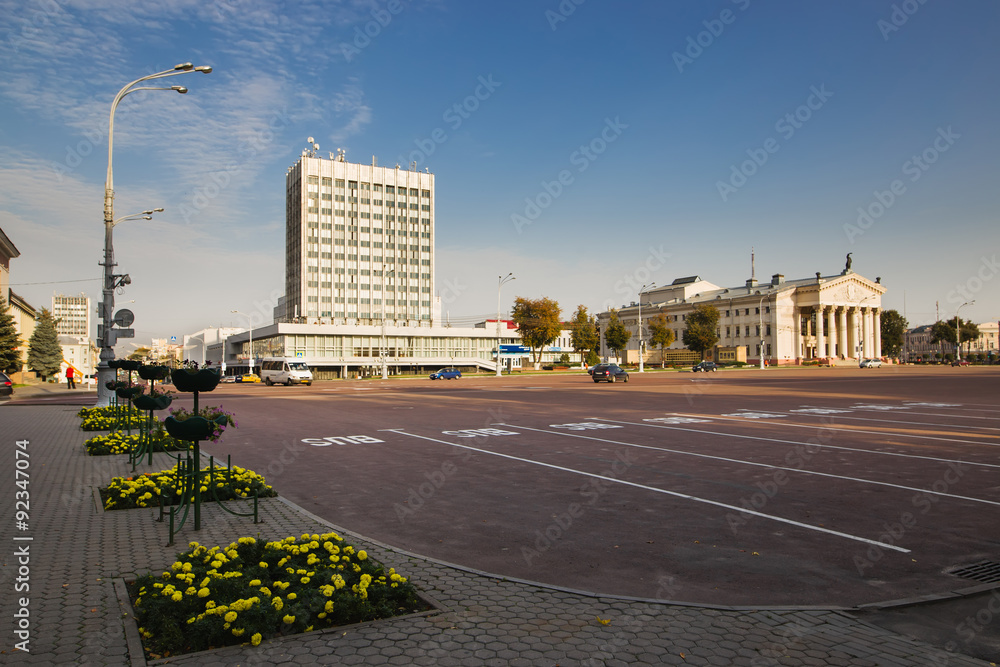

336,148,346,162
751,246,756,282
305,137,319,157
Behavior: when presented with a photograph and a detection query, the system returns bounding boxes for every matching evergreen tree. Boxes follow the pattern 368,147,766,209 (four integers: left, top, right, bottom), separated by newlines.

27,308,63,380
0,296,22,373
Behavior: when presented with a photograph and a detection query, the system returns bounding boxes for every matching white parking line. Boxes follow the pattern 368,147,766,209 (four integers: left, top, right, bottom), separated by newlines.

503,423,1000,507
588,415,1000,469
777,407,1000,433
672,412,1000,447
383,428,910,554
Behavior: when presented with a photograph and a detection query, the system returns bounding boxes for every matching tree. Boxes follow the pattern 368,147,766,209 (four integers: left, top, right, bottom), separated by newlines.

511,296,562,367
603,309,632,362
682,304,720,359
27,308,62,380
647,313,675,368
930,318,980,348
0,296,22,373
879,310,908,359
570,305,599,365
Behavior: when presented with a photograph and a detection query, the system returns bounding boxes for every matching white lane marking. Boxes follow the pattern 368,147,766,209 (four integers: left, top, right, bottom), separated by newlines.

501,423,1000,507
786,406,1000,433
384,428,910,554
674,412,1000,447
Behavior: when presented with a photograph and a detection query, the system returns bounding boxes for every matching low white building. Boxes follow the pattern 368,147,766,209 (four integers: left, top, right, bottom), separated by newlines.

600,266,887,366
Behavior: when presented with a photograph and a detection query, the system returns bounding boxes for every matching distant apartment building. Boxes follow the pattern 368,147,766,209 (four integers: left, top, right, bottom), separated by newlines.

283,148,436,326
52,293,91,336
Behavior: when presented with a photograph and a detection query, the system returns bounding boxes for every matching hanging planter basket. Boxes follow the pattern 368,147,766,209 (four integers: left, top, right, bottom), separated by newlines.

163,415,227,441
138,365,170,381
170,368,221,393
133,393,173,411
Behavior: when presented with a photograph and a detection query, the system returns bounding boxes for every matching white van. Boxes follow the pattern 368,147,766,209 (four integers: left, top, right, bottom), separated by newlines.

260,358,313,386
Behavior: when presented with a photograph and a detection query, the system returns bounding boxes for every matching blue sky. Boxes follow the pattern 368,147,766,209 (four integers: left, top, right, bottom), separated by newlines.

1,0,998,346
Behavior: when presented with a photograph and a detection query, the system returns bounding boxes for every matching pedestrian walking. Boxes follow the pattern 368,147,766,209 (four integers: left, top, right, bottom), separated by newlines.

66,366,75,389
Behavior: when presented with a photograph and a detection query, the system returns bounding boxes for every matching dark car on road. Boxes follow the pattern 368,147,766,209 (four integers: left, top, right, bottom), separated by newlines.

0,372,12,398
693,361,718,372
430,367,462,380
591,363,629,383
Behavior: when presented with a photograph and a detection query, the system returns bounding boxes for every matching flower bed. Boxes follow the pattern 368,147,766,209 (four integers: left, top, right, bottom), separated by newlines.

129,533,426,658
84,431,191,456
101,463,276,510
79,407,146,431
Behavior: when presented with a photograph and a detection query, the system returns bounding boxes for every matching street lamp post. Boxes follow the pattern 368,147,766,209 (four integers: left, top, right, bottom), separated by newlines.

956,300,974,362
496,273,515,377
231,310,254,376
637,283,655,373
96,62,213,407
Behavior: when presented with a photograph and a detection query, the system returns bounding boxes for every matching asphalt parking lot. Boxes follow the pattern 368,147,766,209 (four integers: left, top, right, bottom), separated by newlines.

171,366,999,609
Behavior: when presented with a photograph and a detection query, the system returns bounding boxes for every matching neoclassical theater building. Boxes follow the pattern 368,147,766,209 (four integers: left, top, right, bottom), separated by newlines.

600,262,887,366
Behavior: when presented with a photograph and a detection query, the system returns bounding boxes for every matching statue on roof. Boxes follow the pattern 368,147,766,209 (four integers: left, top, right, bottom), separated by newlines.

845,253,853,273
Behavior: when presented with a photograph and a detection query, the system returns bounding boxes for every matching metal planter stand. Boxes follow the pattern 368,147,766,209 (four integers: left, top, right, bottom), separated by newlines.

159,368,259,545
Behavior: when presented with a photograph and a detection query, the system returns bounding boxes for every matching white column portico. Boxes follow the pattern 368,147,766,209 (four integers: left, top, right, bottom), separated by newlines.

838,308,848,359
827,308,837,357
874,309,882,358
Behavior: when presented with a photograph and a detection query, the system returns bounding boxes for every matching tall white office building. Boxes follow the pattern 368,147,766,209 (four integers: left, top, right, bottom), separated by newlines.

52,293,91,337
283,147,435,325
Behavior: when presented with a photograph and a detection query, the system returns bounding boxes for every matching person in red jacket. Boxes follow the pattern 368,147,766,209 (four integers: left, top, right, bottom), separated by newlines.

66,366,75,389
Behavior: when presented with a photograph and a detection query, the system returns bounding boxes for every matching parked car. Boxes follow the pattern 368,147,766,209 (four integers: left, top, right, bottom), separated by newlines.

236,373,261,383
951,359,970,367
692,361,718,372
591,363,629,383
0,372,12,397
430,367,462,380
221,375,237,383
859,359,882,368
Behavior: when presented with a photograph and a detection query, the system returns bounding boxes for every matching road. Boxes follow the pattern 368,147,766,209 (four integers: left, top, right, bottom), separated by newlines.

175,366,1000,607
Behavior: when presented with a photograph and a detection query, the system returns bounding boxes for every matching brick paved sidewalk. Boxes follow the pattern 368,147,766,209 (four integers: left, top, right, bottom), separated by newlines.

0,405,990,666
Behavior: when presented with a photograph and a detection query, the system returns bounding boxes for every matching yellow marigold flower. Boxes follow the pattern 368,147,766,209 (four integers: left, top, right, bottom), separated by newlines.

232,628,245,637
197,588,210,598
259,586,271,597
185,587,197,596
249,579,261,587
171,592,183,602
206,601,216,609
272,597,283,611
188,541,201,549
211,560,223,569
324,600,334,613
251,633,262,646
318,612,327,619
182,562,192,572
357,550,367,561
287,592,297,600
171,562,183,571
259,562,268,568
283,614,295,625
225,611,238,623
